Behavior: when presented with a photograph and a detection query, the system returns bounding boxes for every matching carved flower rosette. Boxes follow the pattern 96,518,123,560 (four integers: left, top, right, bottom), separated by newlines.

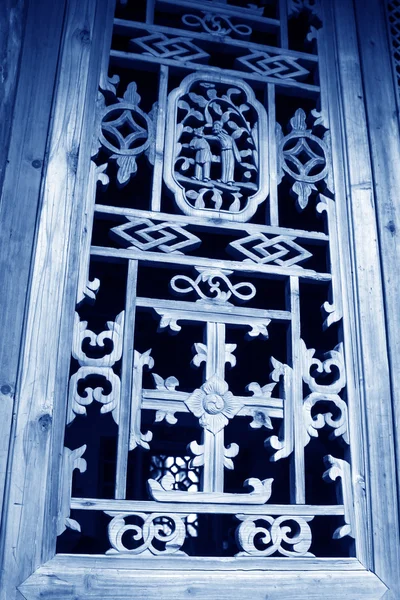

164,72,268,221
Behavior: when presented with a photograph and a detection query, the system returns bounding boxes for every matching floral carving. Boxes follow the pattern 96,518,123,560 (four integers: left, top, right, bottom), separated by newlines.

164,72,268,221
185,375,242,434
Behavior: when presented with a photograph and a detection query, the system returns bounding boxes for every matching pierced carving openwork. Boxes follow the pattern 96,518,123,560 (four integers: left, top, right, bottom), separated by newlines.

58,0,361,565
164,72,268,221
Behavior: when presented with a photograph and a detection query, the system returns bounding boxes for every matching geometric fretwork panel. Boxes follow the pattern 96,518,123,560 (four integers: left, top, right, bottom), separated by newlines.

58,0,357,563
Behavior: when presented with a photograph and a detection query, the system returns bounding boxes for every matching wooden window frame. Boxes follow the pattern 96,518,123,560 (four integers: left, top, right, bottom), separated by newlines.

0,0,399,598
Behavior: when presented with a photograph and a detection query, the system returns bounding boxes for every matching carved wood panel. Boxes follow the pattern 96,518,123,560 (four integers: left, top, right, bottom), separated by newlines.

57,0,360,563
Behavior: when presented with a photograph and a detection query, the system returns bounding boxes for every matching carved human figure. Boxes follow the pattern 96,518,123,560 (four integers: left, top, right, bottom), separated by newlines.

211,120,242,184
189,129,212,181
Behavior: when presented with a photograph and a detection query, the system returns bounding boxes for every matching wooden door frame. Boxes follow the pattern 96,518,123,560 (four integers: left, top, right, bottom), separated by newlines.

0,0,399,598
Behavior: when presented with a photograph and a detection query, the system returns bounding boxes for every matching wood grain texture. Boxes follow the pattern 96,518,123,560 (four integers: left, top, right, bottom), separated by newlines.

0,0,25,193
0,0,116,598
0,0,65,534
354,0,400,559
19,557,387,600
323,0,400,594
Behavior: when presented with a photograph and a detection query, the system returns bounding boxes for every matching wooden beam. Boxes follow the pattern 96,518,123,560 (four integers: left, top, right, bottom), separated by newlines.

0,0,65,531
19,558,388,600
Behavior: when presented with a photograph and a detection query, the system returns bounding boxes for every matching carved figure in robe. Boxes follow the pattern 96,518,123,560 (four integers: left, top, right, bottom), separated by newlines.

189,129,212,181
211,120,242,184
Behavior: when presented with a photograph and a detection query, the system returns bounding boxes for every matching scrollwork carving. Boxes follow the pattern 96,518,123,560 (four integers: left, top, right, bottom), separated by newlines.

301,340,346,395
72,311,124,367
323,456,355,539
106,512,187,555
67,366,120,424
303,392,349,445
130,349,154,450
164,72,268,221
170,267,256,304
57,445,87,535
235,515,314,557
265,358,294,461
182,12,252,38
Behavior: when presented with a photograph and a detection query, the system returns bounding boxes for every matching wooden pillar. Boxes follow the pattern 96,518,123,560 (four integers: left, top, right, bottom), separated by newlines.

0,0,66,530
354,0,400,536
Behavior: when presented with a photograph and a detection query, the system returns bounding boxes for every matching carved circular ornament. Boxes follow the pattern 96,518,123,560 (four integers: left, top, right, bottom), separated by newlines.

100,103,152,156
185,375,243,434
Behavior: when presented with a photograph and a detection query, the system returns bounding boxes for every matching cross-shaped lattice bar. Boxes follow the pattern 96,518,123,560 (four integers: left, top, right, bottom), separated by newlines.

129,297,292,504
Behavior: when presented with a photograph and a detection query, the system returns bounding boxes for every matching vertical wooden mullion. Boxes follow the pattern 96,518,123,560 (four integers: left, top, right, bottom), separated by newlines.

279,0,289,49
151,65,169,212
146,0,156,25
267,83,279,227
202,322,226,493
115,259,138,499
288,275,305,504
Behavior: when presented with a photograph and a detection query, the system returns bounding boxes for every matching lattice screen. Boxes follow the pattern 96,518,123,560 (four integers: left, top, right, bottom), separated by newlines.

57,0,355,560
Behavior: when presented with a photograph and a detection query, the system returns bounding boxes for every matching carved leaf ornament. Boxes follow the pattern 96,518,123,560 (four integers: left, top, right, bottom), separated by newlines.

164,72,268,221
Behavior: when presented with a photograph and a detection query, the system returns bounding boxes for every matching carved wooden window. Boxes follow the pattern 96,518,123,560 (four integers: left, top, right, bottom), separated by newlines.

12,0,399,598
53,0,364,563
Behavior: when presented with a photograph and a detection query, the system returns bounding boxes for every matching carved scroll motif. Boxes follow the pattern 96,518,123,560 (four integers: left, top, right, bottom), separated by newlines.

300,340,348,446
303,392,349,445
317,194,343,328
149,476,273,504
181,12,252,38
132,32,210,63
95,81,155,186
106,512,187,555
323,456,355,539
164,72,268,221
265,358,294,462
301,340,346,395
67,366,121,424
67,312,124,424
130,349,154,450
235,515,314,557
170,268,256,304
277,108,332,210
72,311,124,367
57,445,87,535
111,218,201,254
